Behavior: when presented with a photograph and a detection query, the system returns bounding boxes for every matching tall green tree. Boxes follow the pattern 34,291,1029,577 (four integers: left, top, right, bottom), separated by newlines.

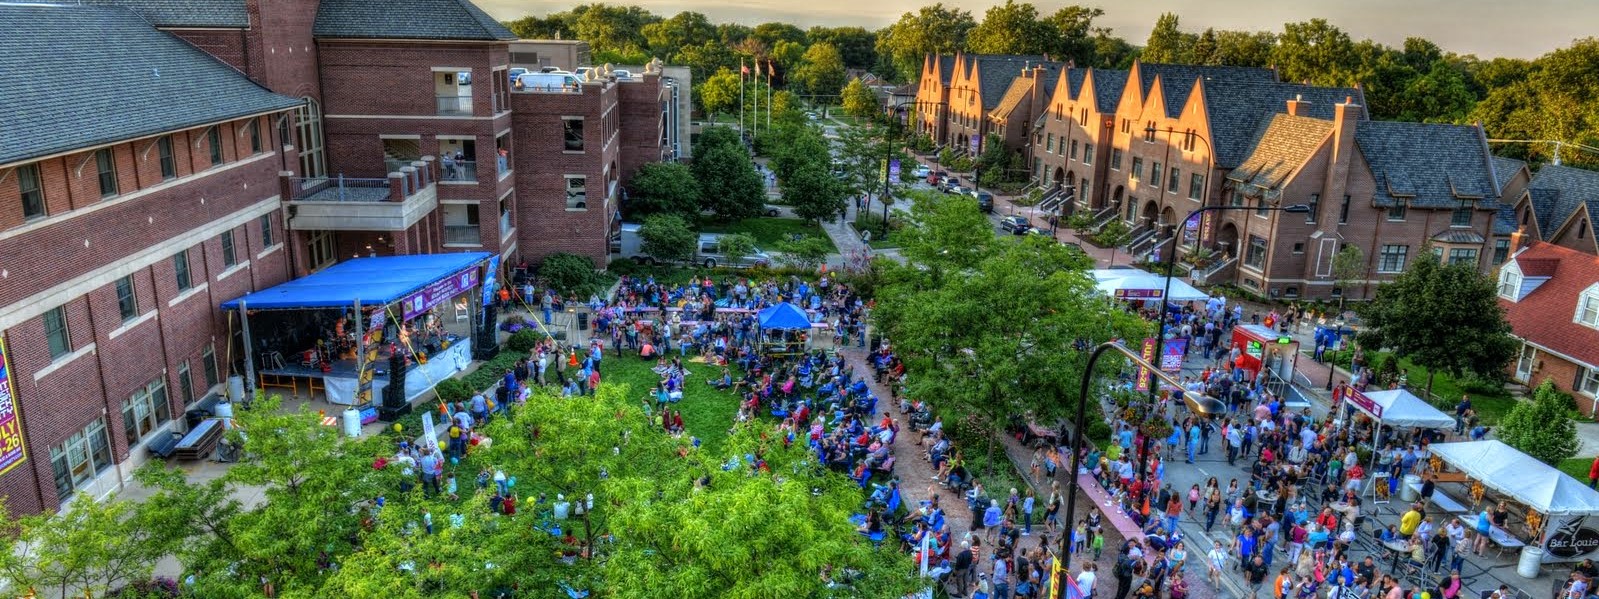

0,491,189,599
966,0,1055,56
781,160,849,223
807,26,878,70
1499,379,1581,466
1357,251,1518,394
691,135,765,220
1211,30,1277,67
1043,6,1105,66
875,3,977,81
1142,13,1195,63
752,22,806,48
627,162,700,219
698,68,742,116
642,11,717,61
840,78,879,119
795,42,847,98
569,4,660,57
1271,19,1360,86
640,214,698,263
1330,244,1368,304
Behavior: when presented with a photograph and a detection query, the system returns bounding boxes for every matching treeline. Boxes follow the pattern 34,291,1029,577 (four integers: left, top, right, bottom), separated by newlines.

504,3,1599,166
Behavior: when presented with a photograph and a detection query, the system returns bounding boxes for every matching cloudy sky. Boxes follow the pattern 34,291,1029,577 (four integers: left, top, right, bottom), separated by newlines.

476,0,1597,59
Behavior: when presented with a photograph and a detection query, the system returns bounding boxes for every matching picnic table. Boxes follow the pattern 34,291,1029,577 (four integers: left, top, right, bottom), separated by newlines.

1024,422,1058,447
1408,479,1469,513
1456,514,1525,558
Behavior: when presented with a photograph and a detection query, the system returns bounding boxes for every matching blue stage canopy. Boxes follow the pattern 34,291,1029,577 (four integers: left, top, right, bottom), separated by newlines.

757,302,811,330
220,252,491,311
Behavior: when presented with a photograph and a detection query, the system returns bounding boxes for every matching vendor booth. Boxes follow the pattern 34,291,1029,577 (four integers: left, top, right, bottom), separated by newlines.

1336,386,1453,503
756,302,812,355
1429,440,1599,571
1230,324,1299,383
1090,269,1210,302
221,253,494,413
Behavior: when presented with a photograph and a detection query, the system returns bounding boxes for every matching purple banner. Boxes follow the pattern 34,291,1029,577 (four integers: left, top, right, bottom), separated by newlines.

889,159,901,181
402,267,479,321
1114,288,1164,300
969,135,981,155
1161,338,1188,372
1136,338,1156,392
0,338,27,477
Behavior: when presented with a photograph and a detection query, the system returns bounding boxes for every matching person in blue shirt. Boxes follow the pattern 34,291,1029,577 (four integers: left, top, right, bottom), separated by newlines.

1236,530,1256,570
1187,423,1201,464
1119,426,1135,452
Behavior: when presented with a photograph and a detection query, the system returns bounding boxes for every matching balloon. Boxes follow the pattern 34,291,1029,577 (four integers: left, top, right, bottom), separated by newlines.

450,457,459,465
393,423,404,433
439,441,448,450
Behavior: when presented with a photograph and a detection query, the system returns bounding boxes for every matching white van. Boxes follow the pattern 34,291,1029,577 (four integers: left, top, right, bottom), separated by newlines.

612,224,772,268
514,72,581,92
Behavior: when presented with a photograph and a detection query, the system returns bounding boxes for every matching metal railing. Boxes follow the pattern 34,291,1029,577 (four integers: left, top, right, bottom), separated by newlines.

440,160,477,182
384,158,418,175
437,95,473,115
443,224,481,245
290,176,393,202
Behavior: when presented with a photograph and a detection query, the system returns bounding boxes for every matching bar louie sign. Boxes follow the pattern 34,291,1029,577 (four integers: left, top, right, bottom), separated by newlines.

402,267,479,321
1546,515,1599,561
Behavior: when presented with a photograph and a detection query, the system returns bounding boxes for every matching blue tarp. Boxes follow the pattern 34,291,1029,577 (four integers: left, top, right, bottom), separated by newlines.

757,302,810,330
220,252,491,310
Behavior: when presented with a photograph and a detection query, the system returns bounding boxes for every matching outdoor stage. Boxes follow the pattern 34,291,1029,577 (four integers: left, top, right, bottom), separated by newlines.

258,337,472,405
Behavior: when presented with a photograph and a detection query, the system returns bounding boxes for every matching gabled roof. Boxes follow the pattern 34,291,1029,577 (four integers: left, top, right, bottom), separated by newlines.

990,66,1064,122
1199,81,1361,168
1226,113,1333,191
1494,204,1519,236
963,55,1051,109
0,3,302,166
1491,155,1528,193
1527,164,1599,241
1086,69,1129,114
1355,121,1498,209
932,54,957,85
80,0,246,27
1499,242,1599,367
1138,63,1276,118
314,0,517,41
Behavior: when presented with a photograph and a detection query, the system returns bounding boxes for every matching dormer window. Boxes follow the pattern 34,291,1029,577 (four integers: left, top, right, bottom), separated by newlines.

1452,201,1473,227
1388,199,1408,221
1498,269,1521,300
1579,291,1599,328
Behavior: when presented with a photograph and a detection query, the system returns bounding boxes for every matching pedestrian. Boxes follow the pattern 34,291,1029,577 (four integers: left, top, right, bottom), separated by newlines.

1207,540,1228,587
1243,555,1269,598
1076,561,1097,599
1022,488,1036,536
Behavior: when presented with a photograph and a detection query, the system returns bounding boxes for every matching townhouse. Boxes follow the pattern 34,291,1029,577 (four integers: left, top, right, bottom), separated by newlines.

1498,242,1599,415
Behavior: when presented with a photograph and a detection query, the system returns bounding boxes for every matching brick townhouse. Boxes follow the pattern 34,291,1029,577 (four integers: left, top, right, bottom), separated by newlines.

1497,241,1599,416
0,3,302,515
1504,163,1599,257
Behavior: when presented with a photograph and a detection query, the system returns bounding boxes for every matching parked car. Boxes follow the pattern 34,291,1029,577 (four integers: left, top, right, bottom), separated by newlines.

928,170,946,186
614,224,772,268
764,205,782,217
999,215,1031,234
971,191,994,213
942,177,963,193
912,164,931,178
945,184,967,196
507,68,528,85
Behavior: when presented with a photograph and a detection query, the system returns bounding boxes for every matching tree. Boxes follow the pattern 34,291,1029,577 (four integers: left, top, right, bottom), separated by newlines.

0,492,188,599
1093,29,1137,69
795,42,846,98
966,1,1054,56
891,189,997,278
1142,13,1195,64
715,233,757,265
840,78,879,119
640,214,697,264
691,139,765,221
1095,218,1132,266
698,68,741,117
751,22,806,48
875,3,977,81
1271,19,1360,86
807,26,878,70
628,162,700,219
1211,30,1277,67
1330,244,1367,305
781,160,849,222
1500,379,1581,466
1356,252,1518,395
1043,5,1105,66
568,4,659,57
1189,28,1220,65
642,11,716,61
775,236,833,271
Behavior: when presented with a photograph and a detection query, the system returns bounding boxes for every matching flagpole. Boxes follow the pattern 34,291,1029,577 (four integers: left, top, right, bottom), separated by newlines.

739,61,746,134
752,64,760,136
766,62,772,130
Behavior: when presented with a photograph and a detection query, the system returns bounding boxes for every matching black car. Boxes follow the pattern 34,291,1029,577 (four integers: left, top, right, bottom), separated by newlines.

999,215,1031,234
973,191,994,213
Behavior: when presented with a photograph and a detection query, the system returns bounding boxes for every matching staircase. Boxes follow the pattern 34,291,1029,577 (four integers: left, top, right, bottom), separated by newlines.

1038,186,1075,214
1089,205,1121,230
1191,256,1238,286
1127,225,1158,256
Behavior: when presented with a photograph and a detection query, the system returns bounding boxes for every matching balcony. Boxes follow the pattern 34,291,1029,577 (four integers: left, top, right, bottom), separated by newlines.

285,162,437,232
437,95,472,116
441,160,477,183
444,224,480,245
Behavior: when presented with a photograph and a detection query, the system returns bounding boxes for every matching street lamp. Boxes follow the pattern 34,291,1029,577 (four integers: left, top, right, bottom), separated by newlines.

880,100,923,236
1132,202,1311,481
1053,341,1227,599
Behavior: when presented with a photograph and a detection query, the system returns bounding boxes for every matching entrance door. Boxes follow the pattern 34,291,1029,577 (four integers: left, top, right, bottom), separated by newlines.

1516,343,1537,382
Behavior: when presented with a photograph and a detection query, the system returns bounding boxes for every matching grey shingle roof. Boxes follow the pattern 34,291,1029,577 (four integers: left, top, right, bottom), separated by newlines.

1086,69,1128,114
937,55,956,86
314,0,517,40
1494,204,1518,236
1137,63,1275,117
1431,229,1485,244
964,55,1050,109
80,0,246,27
1226,113,1334,191
0,4,302,167
1201,80,1362,168
1526,164,1599,240
1491,155,1527,193
1531,188,1565,236
1355,121,1498,209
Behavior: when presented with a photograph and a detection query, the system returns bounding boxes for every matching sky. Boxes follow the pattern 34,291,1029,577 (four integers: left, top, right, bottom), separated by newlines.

476,0,1599,59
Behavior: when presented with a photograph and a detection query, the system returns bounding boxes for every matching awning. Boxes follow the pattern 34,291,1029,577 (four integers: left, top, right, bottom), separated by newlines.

1090,269,1210,302
1430,440,1599,516
220,252,492,311
1343,388,1453,429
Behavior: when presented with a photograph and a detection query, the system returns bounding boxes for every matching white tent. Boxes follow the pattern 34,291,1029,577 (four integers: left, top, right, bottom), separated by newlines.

1090,269,1210,302
1429,440,1599,516
1351,389,1455,429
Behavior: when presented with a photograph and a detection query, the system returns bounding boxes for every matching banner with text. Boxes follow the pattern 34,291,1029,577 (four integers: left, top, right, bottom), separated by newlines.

402,267,480,321
0,338,29,476
1161,338,1188,372
1136,338,1156,391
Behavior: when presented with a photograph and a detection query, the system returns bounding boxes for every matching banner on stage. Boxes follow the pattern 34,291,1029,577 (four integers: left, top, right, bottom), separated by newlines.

1136,338,1156,391
482,255,500,308
403,267,480,321
1161,338,1187,372
0,338,27,476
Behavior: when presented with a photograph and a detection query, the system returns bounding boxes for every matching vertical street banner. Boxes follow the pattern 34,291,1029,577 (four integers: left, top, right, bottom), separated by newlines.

1136,338,1157,391
481,255,500,308
1183,211,1202,243
1161,338,1188,372
969,135,981,156
0,337,26,476
888,159,901,182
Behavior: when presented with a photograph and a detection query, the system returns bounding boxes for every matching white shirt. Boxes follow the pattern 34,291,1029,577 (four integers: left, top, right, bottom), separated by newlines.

1077,571,1096,594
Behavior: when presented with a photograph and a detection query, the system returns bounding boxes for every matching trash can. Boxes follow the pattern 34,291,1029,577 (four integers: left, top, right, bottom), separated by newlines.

184,409,208,430
342,408,363,438
1400,474,1421,502
1517,545,1544,578
577,311,589,331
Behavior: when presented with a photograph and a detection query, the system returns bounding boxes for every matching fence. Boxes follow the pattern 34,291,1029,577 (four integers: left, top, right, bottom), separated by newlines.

289,176,393,202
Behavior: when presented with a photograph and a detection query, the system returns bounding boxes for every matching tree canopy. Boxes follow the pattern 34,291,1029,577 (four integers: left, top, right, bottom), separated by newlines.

1499,379,1581,466
1356,251,1518,388
627,161,700,219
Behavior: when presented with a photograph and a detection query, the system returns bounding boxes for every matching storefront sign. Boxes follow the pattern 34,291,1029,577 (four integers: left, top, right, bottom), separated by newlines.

1545,515,1599,561
0,338,26,476
1161,338,1187,372
1114,288,1163,300
1344,388,1384,419
402,267,480,321
1136,338,1157,391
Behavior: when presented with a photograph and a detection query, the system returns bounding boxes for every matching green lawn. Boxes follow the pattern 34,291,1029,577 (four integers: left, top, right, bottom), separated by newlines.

1560,457,1596,481
1318,349,1517,424
700,217,837,252
601,352,742,453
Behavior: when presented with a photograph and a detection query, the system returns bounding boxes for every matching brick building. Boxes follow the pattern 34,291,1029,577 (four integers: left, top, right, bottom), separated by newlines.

1497,242,1599,415
0,0,668,515
1505,163,1599,256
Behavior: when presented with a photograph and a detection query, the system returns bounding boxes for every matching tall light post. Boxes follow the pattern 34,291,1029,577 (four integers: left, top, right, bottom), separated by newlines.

1053,342,1228,599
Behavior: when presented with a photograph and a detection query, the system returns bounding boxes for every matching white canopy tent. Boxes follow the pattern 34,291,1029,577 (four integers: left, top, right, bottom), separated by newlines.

1090,269,1210,302
1429,440,1599,517
1347,389,1455,429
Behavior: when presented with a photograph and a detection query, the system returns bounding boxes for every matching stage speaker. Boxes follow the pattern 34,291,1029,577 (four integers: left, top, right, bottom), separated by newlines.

379,351,411,421
577,311,589,331
474,304,499,360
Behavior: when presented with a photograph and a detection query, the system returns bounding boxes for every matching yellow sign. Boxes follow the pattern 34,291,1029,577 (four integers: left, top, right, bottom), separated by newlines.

0,337,28,477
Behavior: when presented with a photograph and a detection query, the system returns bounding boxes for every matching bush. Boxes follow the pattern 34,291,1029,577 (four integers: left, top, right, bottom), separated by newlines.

434,378,472,405
1086,417,1113,445
506,328,541,352
541,253,601,296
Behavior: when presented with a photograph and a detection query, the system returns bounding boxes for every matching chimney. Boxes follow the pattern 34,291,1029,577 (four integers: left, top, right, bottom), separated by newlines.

1322,95,1364,220
1286,94,1307,116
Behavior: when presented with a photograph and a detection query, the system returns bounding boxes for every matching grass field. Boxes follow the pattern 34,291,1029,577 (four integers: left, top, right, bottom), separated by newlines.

700,217,836,252
1560,457,1596,481
601,351,742,452
1317,349,1517,424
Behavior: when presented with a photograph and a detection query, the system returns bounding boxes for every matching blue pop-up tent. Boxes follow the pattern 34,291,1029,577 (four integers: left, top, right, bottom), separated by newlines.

221,252,491,311
757,302,811,330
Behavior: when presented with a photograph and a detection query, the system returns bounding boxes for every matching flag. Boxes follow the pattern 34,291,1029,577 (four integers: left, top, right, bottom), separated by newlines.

754,60,762,78
740,61,749,77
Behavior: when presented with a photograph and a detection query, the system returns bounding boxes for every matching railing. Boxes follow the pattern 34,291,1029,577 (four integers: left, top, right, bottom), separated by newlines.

290,176,393,202
511,82,582,94
437,95,472,115
441,160,477,182
1191,256,1238,286
495,155,510,177
384,158,418,175
499,211,513,239
444,224,481,245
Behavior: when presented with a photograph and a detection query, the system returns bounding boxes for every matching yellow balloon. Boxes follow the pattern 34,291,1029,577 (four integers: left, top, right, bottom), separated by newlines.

393,423,404,433
438,441,448,450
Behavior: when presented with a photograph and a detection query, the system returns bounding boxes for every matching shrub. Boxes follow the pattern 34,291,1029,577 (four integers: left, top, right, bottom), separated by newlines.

540,252,600,296
506,328,541,352
434,378,472,405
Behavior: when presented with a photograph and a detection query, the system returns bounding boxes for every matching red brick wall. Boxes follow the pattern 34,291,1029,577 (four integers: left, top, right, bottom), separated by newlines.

247,0,322,100
510,82,617,265
617,76,666,187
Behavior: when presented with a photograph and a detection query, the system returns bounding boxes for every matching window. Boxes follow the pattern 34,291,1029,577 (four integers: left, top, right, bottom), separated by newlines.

278,117,291,152
177,362,195,406
259,214,274,247
94,148,118,198
18,163,45,220
1188,173,1204,200
1256,196,1269,217
1378,244,1409,273
1244,236,1268,268
1498,270,1520,299
115,276,137,321
49,419,112,500
220,230,237,267
563,118,585,152
173,250,192,291
121,379,171,446
1167,168,1180,194
1493,239,1511,265
443,203,481,245
1583,220,1590,240
201,345,218,387
1230,189,1244,207
1387,200,1407,221
1292,242,1305,254
1131,157,1143,181
207,126,224,166
157,137,177,180
248,119,262,154
1070,140,1079,160
1452,201,1473,227
495,132,512,177
1082,144,1093,165
1143,123,1156,142
307,230,335,271
1080,178,1090,204
1110,149,1123,171
1339,195,1351,224
565,175,588,209
296,97,326,178
438,138,477,182
1580,367,1599,397
1151,162,1163,187
1578,293,1599,327
1046,133,1055,153
1447,248,1478,266
500,195,514,239
44,306,70,359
